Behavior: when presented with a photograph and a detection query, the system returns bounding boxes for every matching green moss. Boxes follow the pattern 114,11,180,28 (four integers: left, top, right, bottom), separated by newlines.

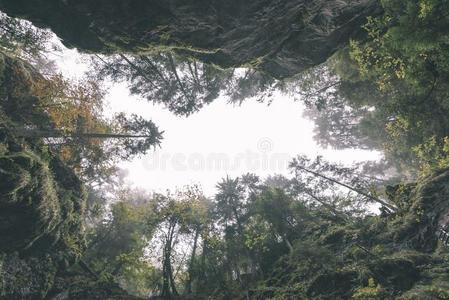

352,278,390,300
398,283,449,300
0,253,58,299
47,275,142,300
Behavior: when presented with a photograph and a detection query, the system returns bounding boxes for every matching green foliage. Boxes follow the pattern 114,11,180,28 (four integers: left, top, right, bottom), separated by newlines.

398,279,449,300
83,197,157,296
297,0,449,179
412,136,449,175
92,53,279,116
352,0,449,91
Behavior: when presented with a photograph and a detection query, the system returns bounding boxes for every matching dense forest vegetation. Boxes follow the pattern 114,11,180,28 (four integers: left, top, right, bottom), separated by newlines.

1,0,449,299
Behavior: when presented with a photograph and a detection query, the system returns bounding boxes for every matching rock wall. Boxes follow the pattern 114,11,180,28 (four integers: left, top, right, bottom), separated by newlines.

0,0,382,78
0,120,87,298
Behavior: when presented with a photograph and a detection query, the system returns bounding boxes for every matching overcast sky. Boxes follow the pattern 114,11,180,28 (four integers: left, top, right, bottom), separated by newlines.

53,47,381,196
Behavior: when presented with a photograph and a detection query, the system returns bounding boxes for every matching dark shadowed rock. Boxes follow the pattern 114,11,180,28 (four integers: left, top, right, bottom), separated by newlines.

0,0,382,78
385,168,449,253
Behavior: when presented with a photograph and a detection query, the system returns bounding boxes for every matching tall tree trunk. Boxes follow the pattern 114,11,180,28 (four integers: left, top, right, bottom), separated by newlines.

167,53,193,103
140,55,171,86
14,128,151,139
162,223,176,299
283,235,294,253
118,54,159,90
185,226,200,294
303,190,349,222
78,259,99,280
295,165,397,212
168,254,178,297
161,245,171,298
161,221,179,298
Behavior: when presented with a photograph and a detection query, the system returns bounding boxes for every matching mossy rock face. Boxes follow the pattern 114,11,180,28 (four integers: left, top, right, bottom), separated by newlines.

251,167,449,299
306,270,358,299
0,253,58,299
0,0,382,78
0,124,86,299
0,53,86,270
369,257,420,292
0,150,60,253
47,275,143,300
0,126,86,256
382,169,449,252
397,282,449,300
0,53,49,126
0,258,142,300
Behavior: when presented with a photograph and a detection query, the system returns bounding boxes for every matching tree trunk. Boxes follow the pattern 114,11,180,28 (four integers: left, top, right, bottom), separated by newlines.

78,259,99,280
283,235,294,253
162,225,174,299
119,54,158,89
14,128,151,139
185,226,200,294
167,53,193,103
161,248,171,299
161,221,178,299
296,165,397,212
303,190,349,221
140,56,171,87
168,256,178,297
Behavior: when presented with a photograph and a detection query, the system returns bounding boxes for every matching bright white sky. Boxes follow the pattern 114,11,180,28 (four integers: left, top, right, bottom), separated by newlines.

53,47,381,196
